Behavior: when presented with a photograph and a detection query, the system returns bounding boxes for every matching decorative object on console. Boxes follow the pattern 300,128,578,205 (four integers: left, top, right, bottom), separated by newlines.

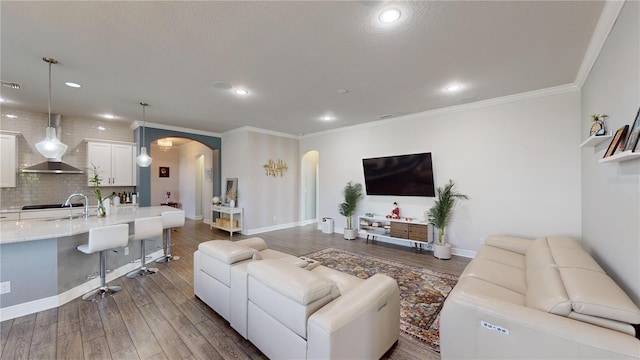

212,196,222,205
623,107,640,152
225,178,238,205
263,159,288,177
165,191,171,204
35,57,68,160
428,179,468,260
589,114,607,136
307,247,458,353
338,181,363,240
386,202,400,219
136,102,152,167
604,125,629,158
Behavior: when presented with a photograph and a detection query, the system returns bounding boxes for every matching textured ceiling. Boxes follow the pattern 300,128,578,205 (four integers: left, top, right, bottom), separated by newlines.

1,1,604,136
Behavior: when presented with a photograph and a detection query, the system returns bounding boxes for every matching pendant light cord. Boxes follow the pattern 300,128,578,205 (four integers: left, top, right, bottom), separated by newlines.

140,102,148,145
47,60,52,128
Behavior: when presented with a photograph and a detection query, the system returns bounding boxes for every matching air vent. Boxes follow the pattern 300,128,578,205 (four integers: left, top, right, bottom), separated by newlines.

1,81,21,90
378,114,394,120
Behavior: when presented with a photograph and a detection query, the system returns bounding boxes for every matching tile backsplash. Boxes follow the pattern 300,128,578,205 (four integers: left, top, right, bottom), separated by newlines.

1,108,136,209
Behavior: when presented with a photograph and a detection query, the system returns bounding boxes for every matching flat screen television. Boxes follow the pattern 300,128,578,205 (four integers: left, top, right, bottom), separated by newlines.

362,152,435,197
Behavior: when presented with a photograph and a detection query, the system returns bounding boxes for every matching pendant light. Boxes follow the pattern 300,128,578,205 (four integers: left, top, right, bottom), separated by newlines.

136,102,152,167
35,57,68,160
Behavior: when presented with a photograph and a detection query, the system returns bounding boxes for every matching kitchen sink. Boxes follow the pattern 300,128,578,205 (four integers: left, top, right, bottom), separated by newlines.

42,215,96,221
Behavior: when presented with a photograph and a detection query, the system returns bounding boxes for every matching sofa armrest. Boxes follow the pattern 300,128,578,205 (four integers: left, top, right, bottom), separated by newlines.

307,274,400,360
440,287,640,359
484,235,534,254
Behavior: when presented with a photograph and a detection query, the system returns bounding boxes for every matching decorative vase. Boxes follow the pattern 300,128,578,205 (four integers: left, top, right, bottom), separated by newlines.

97,200,106,217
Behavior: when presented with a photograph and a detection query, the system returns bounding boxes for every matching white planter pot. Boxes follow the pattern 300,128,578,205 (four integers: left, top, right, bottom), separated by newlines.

433,243,452,260
343,228,358,240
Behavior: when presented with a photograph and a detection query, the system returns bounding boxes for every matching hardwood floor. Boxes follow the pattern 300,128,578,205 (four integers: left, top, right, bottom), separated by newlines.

0,220,470,360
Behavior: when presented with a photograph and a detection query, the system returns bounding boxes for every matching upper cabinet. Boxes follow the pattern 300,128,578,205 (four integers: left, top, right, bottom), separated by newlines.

87,141,136,186
0,134,17,187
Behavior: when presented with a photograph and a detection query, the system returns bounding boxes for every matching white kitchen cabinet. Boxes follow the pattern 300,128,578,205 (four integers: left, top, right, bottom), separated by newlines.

0,134,17,187
87,141,136,186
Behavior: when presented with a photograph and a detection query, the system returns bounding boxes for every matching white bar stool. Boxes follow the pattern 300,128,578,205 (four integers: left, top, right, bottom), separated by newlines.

156,210,186,263
76,223,129,301
127,216,163,279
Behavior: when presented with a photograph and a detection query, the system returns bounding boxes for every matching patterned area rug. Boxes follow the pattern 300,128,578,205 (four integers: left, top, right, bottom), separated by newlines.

306,247,458,353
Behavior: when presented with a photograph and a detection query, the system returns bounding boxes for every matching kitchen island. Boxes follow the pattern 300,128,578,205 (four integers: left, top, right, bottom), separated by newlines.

0,205,176,321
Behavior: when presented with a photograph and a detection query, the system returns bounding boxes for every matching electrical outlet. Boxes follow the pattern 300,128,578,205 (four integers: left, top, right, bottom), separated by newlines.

124,246,129,256
0,281,11,294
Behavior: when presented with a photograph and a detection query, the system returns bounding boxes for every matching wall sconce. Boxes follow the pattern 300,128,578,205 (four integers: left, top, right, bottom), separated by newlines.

263,159,288,177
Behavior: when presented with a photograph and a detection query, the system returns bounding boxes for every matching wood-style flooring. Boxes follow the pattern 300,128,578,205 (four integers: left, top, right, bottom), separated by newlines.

0,220,470,360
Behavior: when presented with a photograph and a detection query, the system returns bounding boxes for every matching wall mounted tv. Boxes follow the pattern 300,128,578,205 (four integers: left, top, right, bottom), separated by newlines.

362,152,435,197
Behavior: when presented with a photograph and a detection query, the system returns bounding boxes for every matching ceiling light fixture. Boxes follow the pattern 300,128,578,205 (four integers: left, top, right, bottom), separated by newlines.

445,84,463,92
0,98,5,102
35,57,68,160
65,82,81,88
5,114,17,119
98,126,106,131
102,114,115,119
379,8,401,23
321,115,335,121
157,138,173,152
136,102,152,167
234,88,249,95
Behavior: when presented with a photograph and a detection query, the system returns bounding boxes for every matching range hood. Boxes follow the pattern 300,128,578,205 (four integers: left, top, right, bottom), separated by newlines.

21,114,84,174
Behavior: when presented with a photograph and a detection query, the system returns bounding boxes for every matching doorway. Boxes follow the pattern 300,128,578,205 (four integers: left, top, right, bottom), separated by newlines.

195,154,204,220
301,150,319,224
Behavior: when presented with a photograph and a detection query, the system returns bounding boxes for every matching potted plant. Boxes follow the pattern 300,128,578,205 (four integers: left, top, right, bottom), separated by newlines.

89,163,114,217
428,179,468,259
338,181,363,240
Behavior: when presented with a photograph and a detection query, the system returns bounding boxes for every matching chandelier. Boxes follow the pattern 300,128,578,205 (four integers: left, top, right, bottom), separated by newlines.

157,138,173,151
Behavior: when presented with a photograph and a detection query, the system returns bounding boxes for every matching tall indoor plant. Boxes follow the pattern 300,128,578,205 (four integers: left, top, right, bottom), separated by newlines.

428,179,468,259
338,181,363,240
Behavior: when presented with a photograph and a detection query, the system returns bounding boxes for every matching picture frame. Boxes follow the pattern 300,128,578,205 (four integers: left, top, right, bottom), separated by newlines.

623,107,640,152
604,125,629,158
159,166,170,178
225,178,238,204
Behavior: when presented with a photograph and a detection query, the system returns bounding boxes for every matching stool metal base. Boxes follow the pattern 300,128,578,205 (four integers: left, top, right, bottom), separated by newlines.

82,285,122,301
126,267,158,279
155,255,180,263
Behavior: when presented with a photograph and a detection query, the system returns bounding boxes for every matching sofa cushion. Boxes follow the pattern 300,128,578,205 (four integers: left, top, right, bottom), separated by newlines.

560,267,640,324
311,265,364,295
248,259,339,305
456,276,525,305
476,245,525,270
525,265,571,315
236,237,269,251
198,240,255,264
461,258,526,295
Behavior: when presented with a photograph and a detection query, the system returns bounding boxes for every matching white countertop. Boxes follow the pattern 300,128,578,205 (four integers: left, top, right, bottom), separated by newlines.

0,206,174,244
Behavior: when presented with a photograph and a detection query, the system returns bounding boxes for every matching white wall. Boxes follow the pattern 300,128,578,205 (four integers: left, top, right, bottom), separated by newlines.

179,141,214,221
581,1,640,303
301,90,582,255
222,128,300,233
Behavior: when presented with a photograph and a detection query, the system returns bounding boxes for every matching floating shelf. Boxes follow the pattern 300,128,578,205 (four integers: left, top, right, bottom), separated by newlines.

580,133,612,147
599,150,640,163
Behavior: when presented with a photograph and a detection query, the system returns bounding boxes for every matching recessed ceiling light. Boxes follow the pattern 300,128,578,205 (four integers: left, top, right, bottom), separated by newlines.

0,98,5,102
445,84,463,92
5,114,17,118
321,115,335,121
234,88,249,95
65,82,81,88
98,126,106,131
102,114,115,119
379,8,401,23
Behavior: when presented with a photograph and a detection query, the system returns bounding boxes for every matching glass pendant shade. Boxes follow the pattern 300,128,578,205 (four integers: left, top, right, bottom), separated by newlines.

136,146,152,167
35,126,68,159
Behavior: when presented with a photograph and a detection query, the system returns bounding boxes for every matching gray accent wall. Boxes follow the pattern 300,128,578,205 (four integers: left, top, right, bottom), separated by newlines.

581,1,640,304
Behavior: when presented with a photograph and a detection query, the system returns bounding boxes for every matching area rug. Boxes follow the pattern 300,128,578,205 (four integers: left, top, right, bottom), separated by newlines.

306,247,458,353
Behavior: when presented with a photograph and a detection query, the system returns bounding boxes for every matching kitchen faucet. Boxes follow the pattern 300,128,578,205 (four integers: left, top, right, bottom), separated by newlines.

63,193,89,218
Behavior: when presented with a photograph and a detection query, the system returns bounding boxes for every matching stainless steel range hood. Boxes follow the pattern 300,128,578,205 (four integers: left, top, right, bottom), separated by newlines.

21,114,84,174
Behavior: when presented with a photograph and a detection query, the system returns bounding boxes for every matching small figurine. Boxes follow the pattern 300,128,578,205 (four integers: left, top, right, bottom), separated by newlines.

386,202,400,219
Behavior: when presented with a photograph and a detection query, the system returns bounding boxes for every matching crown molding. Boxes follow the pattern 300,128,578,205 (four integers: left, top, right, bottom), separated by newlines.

129,121,222,138
223,126,300,139
574,0,625,87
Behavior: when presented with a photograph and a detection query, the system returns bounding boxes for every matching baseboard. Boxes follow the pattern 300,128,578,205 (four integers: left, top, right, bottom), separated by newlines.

299,219,317,226
0,249,164,322
243,221,301,235
452,248,477,259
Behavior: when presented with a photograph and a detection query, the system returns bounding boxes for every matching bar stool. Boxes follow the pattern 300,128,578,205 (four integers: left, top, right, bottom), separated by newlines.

127,216,163,279
77,223,129,301
156,210,186,263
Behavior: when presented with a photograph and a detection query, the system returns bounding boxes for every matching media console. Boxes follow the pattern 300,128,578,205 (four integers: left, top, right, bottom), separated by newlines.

357,215,433,252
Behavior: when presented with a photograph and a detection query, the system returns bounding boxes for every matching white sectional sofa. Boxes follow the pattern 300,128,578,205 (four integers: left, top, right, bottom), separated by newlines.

440,235,640,359
193,238,401,359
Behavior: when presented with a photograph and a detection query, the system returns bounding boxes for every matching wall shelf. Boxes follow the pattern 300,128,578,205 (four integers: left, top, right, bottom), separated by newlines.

580,133,612,147
599,150,640,163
